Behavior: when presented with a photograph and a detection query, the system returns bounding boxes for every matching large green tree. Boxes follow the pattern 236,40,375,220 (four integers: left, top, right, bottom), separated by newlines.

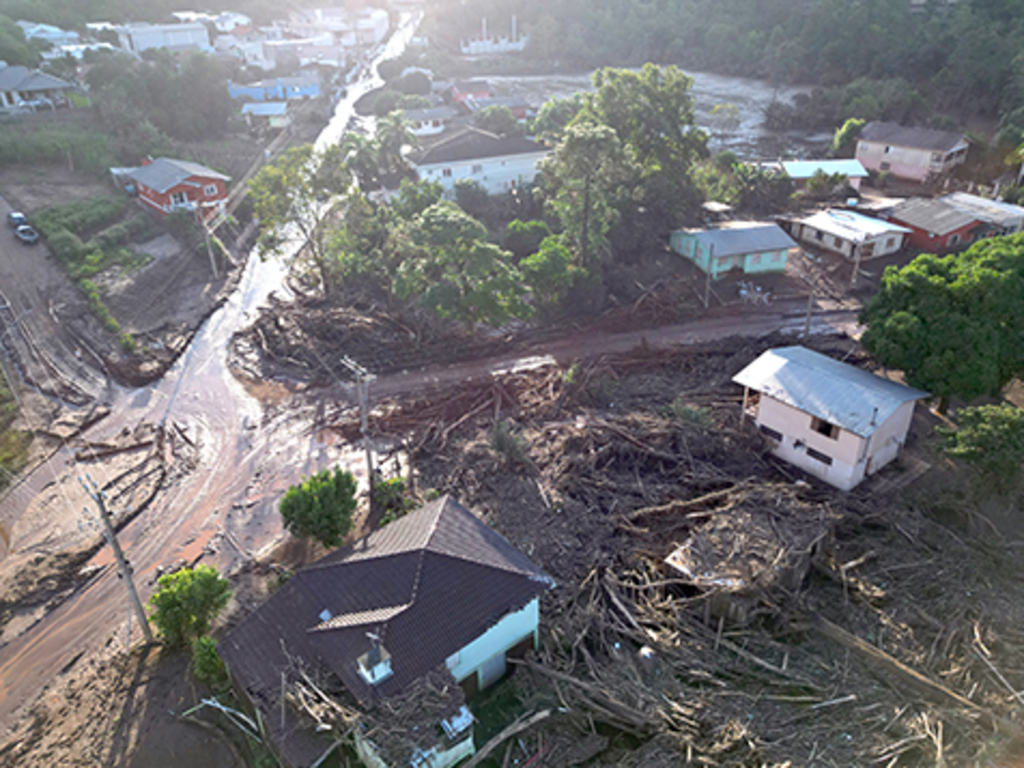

940,403,1024,482
149,565,231,648
279,467,358,549
250,144,350,295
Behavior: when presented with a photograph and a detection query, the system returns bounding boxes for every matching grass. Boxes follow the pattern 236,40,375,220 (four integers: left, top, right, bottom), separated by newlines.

0,125,117,177
0,373,29,492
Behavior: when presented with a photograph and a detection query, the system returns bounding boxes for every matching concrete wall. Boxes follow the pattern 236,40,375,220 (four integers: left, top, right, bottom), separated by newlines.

446,597,538,688
856,140,966,182
795,224,905,260
417,151,549,195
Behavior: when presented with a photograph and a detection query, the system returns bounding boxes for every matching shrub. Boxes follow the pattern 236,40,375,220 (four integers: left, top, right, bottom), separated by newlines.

375,476,415,526
46,230,87,265
279,468,358,549
191,635,230,689
149,565,232,648
79,279,121,334
489,421,528,466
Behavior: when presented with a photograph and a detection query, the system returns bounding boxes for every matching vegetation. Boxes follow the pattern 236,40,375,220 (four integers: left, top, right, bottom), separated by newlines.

940,404,1024,483
474,105,522,137
148,565,232,648
374,476,415,527
489,420,527,466
860,234,1024,411
190,635,230,690
0,125,118,177
278,467,358,549
0,369,28,492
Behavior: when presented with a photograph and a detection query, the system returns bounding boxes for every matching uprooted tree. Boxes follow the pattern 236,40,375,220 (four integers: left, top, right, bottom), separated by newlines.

279,467,358,549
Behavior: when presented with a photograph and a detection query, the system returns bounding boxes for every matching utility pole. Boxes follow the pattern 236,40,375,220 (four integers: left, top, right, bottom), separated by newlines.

79,476,154,644
340,357,376,513
803,280,815,339
704,243,714,309
197,209,219,279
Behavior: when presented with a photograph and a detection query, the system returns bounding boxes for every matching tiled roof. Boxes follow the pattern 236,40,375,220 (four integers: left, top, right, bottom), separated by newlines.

673,222,797,258
220,496,554,719
126,157,229,194
406,128,549,166
733,346,929,438
859,122,967,153
888,197,980,236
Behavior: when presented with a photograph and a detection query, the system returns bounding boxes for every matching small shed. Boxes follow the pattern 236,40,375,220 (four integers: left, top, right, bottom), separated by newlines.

669,222,798,280
241,100,291,129
733,346,929,490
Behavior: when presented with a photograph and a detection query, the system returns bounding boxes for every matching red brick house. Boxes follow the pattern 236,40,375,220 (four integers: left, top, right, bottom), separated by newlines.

883,197,989,252
125,157,230,221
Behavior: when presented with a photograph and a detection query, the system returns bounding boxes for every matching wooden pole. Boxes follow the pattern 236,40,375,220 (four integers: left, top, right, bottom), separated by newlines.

80,477,154,644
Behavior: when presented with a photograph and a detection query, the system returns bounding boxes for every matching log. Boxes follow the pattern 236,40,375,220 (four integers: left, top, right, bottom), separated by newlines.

462,709,551,768
629,484,740,521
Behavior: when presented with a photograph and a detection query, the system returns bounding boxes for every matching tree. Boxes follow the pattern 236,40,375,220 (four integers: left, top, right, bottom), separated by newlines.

250,144,350,295
279,467,358,549
832,117,866,157
503,219,552,262
708,103,741,148
375,111,417,176
392,178,443,221
940,403,1024,482
453,178,489,218
521,235,585,307
542,121,636,267
533,92,587,141
149,565,232,648
474,105,520,137
341,132,380,191
397,202,531,329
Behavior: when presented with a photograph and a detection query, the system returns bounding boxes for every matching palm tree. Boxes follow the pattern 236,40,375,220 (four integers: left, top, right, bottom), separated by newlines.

340,132,380,191
375,111,417,176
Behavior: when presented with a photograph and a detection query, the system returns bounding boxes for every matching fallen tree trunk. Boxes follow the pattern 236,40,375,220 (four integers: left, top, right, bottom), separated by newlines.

462,709,551,768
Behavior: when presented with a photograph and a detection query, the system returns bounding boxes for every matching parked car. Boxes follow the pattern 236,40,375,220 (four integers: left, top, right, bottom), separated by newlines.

14,224,39,245
6,211,27,228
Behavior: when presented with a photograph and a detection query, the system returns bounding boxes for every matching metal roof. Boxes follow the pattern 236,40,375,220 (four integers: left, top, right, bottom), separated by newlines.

407,127,550,166
241,101,288,116
940,192,1024,228
797,208,910,243
401,106,458,121
781,159,868,179
889,197,980,236
672,222,797,258
859,122,968,153
0,65,72,92
732,346,929,439
125,157,229,194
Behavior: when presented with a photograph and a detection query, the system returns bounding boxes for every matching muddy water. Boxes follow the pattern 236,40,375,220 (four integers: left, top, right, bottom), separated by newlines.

0,14,421,726
487,70,829,159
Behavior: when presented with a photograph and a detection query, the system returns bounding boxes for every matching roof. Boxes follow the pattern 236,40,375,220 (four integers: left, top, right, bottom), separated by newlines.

407,127,550,166
858,122,968,153
241,101,289,117
220,495,554,710
453,79,491,93
733,346,929,439
780,159,868,180
125,157,229,194
797,209,910,243
888,197,981,236
401,106,458,121
940,192,1024,228
0,65,72,93
467,96,533,111
672,222,797,258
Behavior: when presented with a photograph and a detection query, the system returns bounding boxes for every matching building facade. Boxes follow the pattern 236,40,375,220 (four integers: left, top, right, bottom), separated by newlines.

789,209,910,261
856,122,968,182
669,222,798,280
407,128,550,195
125,158,230,220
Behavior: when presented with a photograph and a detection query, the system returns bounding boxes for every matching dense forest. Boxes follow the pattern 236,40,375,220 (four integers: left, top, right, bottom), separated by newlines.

432,0,1024,134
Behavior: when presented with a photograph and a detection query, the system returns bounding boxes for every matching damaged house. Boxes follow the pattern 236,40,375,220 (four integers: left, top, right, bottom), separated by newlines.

220,495,555,767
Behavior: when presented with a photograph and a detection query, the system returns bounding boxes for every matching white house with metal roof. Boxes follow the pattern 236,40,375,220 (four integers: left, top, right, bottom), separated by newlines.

790,209,911,263
669,222,798,280
733,347,929,490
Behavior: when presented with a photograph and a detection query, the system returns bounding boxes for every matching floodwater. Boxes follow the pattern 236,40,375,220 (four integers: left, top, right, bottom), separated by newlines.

486,69,829,158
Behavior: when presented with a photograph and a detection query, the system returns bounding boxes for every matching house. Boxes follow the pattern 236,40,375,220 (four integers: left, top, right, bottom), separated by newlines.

764,159,868,191
214,11,254,33
788,209,910,263
450,80,492,106
402,106,458,137
219,495,555,768
241,101,291,130
460,16,529,55
465,95,534,121
940,192,1024,236
287,7,389,48
123,158,230,220
855,122,968,182
406,128,551,195
734,346,929,490
0,64,74,110
15,21,80,47
116,22,212,55
227,74,321,101
42,42,117,61
669,222,798,280
884,196,987,251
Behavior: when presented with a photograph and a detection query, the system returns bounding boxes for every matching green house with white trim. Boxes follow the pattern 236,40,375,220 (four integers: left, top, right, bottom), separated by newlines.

669,222,798,280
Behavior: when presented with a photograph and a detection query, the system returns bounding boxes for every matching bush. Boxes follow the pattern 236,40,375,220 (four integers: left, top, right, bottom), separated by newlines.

35,197,125,237
279,468,358,549
489,421,528,466
46,229,87,265
79,279,120,334
191,635,230,689
375,476,415,526
940,404,1024,482
149,565,232,648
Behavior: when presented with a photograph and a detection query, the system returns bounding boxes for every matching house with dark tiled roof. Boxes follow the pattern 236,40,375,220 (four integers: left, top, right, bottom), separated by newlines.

406,127,551,196
220,495,555,767
855,122,968,182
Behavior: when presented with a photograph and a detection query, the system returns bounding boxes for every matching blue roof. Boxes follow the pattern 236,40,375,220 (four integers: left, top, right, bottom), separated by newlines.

781,159,868,179
241,101,288,116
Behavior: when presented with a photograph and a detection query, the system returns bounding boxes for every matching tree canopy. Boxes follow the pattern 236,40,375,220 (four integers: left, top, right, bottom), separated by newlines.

148,565,232,648
940,403,1024,482
279,467,358,549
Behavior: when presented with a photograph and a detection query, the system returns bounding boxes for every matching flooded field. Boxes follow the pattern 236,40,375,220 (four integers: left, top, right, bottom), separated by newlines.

487,69,831,159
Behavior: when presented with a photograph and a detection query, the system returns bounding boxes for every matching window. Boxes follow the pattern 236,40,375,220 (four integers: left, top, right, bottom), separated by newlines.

170,191,188,206
815,229,824,241
807,447,833,465
834,236,843,248
810,416,839,439
442,168,452,177
948,234,960,246
880,161,891,171
751,253,762,265
886,237,895,249
759,424,783,443
472,164,483,174
931,152,942,162
204,184,218,197
884,146,892,154
771,251,781,262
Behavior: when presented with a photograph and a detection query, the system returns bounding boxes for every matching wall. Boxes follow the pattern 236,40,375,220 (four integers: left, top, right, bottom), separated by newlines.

742,248,789,275
120,24,210,54
668,233,787,278
795,225,905,260
446,598,538,688
892,217,979,252
863,399,916,476
417,151,549,195
856,140,966,182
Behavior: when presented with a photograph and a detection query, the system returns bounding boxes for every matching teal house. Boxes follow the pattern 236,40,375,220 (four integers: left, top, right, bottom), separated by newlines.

669,222,797,280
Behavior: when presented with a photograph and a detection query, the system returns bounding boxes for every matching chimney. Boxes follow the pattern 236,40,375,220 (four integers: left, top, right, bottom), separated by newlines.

870,406,878,426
